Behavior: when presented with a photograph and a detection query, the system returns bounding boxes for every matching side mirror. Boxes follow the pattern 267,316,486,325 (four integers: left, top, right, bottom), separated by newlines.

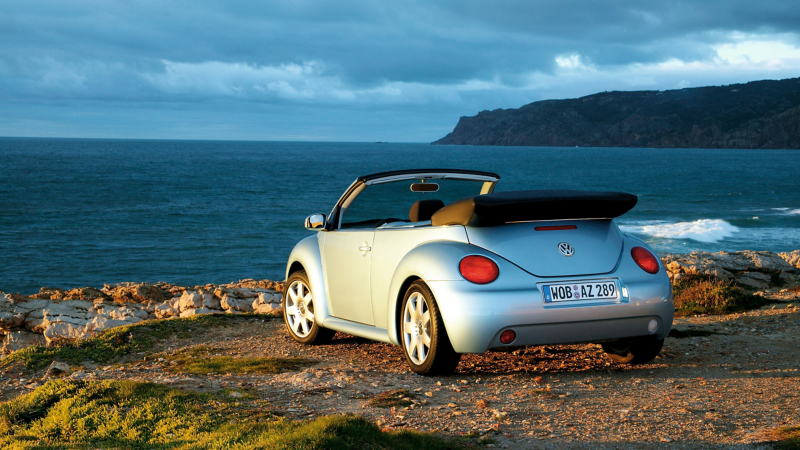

304,213,327,230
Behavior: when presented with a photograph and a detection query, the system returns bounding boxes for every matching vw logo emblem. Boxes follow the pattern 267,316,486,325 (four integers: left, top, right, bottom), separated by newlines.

558,242,574,257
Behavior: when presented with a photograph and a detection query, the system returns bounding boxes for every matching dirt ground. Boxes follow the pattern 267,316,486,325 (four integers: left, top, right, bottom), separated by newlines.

3,296,799,449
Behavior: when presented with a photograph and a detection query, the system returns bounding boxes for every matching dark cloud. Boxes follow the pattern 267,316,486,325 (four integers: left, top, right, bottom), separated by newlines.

1,0,798,140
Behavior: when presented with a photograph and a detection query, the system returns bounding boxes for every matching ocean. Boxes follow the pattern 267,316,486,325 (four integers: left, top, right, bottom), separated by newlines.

1,138,798,295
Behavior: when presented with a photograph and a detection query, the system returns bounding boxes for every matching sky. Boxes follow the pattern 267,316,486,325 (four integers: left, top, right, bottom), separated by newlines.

1,0,799,142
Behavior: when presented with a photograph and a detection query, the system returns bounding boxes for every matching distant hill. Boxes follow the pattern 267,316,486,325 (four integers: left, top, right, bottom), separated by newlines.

433,77,800,149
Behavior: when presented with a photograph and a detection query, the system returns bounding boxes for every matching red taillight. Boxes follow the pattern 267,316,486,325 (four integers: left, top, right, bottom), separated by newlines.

631,246,660,274
459,255,499,284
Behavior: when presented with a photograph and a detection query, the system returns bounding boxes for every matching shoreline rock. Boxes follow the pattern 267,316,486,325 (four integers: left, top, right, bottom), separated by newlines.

1,279,285,355
660,250,800,289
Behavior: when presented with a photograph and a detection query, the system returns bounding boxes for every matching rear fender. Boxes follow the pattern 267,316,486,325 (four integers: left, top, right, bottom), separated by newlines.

386,241,525,345
285,234,330,325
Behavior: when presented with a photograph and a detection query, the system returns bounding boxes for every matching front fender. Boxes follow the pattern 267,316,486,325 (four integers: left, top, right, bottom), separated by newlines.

285,234,329,325
386,241,501,345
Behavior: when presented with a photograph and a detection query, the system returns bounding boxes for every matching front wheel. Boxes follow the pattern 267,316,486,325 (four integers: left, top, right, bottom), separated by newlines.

601,337,664,364
400,281,461,375
283,271,335,345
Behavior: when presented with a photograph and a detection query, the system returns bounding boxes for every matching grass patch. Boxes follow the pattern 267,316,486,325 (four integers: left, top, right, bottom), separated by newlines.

672,276,773,316
0,314,275,372
0,380,461,450
164,345,312,375
773,426,800,449
668,328,722,339
367,389,416,408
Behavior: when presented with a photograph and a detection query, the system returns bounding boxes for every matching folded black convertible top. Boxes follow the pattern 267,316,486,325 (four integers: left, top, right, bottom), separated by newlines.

431,190,638,227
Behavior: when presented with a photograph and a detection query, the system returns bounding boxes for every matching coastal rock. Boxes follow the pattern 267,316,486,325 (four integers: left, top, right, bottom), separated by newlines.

234,288,259,299
179,308,217,318
0,299,31,331
660,250,798,284
734,272,771,289
43,322,87,344
94,304,149,321
779,250,800,269
200,290,221,310
252,293,283,314
84,315,142,334
154,303,179,319
220,294,254,313
43,361,71,379
63,287,109,301
41,300,94,328
178,292,204,312
30,287,66,300
234,279,285,292
1,330,45,354
106,283,165,303
1,278,287,354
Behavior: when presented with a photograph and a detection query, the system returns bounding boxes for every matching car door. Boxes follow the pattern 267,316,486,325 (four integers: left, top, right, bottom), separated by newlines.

321,229,376,325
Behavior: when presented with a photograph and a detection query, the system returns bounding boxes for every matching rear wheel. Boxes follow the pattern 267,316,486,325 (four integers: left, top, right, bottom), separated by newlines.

601,337,664,364
400,281,461,375
283,271,335,345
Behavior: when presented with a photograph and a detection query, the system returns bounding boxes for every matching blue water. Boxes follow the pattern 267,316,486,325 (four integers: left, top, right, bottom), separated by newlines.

1,137,798,294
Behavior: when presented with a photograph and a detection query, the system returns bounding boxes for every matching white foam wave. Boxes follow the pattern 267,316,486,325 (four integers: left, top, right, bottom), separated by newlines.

771,207,800,215
620,219,740,243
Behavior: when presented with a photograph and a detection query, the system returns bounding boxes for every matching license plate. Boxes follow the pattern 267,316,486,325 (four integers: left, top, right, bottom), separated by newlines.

543,280,618,303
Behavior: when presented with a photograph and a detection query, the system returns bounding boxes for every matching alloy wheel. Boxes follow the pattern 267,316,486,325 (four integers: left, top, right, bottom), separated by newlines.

286,280,315,338
402,291,431,364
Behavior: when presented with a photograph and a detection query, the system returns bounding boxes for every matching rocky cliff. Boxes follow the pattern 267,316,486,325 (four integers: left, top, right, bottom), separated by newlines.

433,77,800,148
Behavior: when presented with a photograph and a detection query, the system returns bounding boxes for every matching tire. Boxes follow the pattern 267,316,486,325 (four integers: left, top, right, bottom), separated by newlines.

283,271,335,345
399,281,461,375
601,337,664,364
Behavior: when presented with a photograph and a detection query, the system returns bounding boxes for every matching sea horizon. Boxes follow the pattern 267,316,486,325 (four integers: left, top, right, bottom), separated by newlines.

1,137,798,294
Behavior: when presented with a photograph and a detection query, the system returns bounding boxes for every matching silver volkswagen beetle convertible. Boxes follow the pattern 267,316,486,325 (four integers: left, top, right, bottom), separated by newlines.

284,169,673,375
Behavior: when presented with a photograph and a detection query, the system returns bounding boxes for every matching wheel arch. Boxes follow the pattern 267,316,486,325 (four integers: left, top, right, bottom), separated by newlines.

392,275,422,344
385,240,474,345
285,234,330,325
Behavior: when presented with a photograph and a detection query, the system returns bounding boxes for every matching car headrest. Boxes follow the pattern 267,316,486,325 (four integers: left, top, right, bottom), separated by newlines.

409,199,445,222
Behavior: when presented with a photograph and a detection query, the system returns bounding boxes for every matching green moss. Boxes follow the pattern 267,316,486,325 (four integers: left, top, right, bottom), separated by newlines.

0,380,461,450
366,390,415,408
0,314,276,372
165,345,312,375
672,276,773,316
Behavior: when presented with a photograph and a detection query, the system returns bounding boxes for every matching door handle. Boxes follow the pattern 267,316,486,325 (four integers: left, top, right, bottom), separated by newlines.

359,245,372,252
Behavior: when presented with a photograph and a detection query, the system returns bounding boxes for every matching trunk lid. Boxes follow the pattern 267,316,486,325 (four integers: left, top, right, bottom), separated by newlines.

466,219,623,277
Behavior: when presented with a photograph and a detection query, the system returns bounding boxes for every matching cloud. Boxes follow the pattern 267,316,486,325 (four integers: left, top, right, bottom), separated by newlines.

1,1,799,140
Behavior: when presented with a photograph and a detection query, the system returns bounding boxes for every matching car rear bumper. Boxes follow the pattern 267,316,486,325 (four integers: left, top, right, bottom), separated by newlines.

428,277,674,354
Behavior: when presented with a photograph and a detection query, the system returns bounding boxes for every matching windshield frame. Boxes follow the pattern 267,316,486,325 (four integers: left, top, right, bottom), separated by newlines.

327,170,499,231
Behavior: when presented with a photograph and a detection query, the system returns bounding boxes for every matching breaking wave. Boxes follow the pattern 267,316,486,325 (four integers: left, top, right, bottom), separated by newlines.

772,208,800,215
620,219,740,243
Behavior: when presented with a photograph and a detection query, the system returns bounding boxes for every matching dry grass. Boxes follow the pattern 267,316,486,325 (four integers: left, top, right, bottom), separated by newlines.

672,276,772,316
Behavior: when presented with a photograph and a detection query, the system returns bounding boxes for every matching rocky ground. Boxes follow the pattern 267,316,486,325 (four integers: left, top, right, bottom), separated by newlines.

2,292,797,449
